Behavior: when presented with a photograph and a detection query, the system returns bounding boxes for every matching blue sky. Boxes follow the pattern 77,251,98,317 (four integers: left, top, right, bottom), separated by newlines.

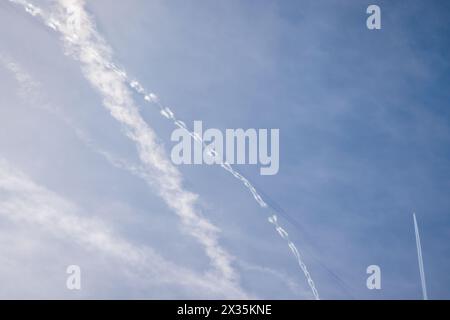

0,0,449,299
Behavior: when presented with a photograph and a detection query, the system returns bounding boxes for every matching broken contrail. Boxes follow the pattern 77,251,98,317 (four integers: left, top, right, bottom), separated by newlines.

413,213,428,300
7,0,320,299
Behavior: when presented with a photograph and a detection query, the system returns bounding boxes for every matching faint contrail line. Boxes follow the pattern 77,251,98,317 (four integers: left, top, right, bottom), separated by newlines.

413,213,428,300
7,0,320,299
268,214,319,299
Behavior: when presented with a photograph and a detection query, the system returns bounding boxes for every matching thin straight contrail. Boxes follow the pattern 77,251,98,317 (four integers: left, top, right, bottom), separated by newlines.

413,213,428,300
7,0,320,299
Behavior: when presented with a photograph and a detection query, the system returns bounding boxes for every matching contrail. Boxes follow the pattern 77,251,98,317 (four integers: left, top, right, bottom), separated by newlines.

268,214,319,299
7,0,320,299
413,213,428,300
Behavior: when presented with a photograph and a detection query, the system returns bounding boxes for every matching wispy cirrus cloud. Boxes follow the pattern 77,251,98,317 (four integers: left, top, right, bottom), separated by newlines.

0,156,249,298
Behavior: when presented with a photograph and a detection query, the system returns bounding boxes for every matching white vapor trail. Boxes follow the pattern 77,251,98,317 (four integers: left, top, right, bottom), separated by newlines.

413,213,428,300
268,215,319,299
6,0,320,299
